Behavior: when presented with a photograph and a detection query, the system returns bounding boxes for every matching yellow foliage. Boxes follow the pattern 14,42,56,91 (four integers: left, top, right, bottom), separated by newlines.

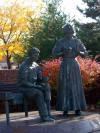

0,0,43,63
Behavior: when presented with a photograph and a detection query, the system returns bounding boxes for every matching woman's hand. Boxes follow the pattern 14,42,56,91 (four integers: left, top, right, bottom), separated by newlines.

63,47,73,54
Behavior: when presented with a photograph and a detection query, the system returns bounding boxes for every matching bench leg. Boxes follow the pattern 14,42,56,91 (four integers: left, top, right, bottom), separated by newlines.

24,98,28,117
5,100,10,125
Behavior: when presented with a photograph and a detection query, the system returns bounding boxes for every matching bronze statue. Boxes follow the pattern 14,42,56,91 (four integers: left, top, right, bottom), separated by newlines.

52,24,88,116
18,47,55,122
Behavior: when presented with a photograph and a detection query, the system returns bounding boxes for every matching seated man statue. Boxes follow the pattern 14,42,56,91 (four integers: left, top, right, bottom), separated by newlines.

18,47,55,122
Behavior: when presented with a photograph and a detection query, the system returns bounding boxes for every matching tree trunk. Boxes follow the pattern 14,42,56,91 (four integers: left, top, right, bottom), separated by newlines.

6,50,11,69
7,58,11,69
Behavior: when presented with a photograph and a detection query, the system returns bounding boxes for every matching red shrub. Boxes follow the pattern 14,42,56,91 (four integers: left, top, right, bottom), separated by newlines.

77,56,100,91
41,58,61,90
41,56,100,92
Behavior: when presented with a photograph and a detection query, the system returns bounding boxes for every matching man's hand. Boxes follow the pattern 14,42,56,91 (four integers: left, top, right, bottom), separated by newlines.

33,82,42,88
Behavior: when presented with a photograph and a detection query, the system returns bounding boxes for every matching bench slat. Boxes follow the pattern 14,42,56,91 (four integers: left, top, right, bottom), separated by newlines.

0,82,23,104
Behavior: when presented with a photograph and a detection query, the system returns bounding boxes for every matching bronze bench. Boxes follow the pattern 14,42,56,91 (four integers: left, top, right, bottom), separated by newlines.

0,82,28,124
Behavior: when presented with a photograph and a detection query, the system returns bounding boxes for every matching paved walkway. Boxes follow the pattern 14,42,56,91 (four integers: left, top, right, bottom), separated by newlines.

0,111,100,133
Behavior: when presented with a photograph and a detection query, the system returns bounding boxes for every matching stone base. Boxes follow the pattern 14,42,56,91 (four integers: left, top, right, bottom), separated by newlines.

0,111,100,133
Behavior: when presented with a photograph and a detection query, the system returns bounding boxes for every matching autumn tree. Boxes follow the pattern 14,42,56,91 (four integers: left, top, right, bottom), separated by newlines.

0,0,43,69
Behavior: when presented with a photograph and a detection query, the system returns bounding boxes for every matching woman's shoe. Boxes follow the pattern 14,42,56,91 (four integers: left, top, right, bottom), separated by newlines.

63,111,68,117
75,110,81,116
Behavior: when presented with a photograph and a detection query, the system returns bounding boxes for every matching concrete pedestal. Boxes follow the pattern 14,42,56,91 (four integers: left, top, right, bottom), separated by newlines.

0,111,100,133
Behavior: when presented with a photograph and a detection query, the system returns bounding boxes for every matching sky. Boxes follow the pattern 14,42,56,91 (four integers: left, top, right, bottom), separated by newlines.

62,0,94,23
0,0,94,23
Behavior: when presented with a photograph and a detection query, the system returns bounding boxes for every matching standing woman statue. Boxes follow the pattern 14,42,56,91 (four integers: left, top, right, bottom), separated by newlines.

52,24,88,116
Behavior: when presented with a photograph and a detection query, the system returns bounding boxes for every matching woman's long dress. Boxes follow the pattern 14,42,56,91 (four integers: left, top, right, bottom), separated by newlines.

52,37,87,111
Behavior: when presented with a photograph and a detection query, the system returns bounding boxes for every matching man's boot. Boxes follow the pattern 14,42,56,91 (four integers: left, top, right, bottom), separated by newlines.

41,116,55,122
